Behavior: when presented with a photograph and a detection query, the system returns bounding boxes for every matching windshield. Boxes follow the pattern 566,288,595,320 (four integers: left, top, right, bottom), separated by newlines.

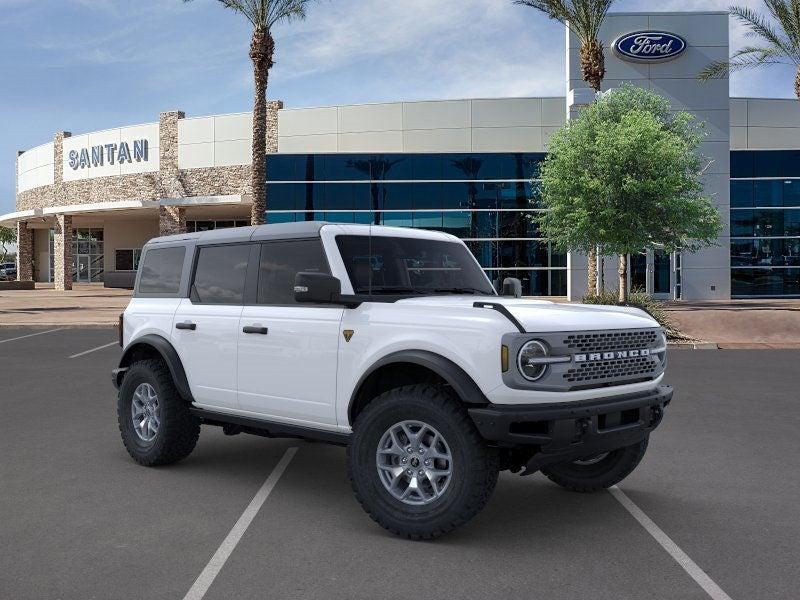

335,235,496,296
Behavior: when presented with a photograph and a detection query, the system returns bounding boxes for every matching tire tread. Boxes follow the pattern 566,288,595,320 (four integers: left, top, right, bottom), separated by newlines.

117,358,200,466
347,384,498,540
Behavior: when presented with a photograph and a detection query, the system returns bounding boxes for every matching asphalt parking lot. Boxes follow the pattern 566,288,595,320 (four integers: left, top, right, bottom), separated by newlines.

1,328,798,600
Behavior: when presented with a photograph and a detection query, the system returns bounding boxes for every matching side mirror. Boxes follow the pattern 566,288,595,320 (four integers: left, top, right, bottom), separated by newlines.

294,272,342,304
501,277,522,298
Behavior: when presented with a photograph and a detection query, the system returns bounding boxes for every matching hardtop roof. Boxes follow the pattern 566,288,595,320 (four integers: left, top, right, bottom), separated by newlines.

145,221,459,248
147,221,327,246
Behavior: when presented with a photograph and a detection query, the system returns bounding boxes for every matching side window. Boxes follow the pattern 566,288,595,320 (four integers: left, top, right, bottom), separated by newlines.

138,246,185,295
192,244,251,305
257,240,329,305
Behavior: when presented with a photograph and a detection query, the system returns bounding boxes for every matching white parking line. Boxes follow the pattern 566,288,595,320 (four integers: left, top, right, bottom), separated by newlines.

68,341,118,359
0,329,62,345
609,486,734,600
183,447,298,600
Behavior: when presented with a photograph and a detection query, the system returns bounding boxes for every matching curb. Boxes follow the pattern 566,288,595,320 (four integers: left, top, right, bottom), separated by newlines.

667,341,719,349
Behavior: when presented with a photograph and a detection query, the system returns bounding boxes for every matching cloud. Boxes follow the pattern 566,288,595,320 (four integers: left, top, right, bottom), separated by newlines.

268,0,565,102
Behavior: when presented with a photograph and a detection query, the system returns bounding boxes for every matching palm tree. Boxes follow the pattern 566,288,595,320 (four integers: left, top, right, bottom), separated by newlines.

185,0,313,225
514,0,615,294
699,2,800,101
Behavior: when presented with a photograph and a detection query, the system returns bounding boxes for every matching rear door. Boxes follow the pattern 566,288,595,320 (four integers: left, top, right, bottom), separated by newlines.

237,238,343,427
171,243,253,411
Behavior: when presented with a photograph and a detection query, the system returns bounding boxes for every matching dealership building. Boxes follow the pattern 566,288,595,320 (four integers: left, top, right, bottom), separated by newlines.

3,10,800,299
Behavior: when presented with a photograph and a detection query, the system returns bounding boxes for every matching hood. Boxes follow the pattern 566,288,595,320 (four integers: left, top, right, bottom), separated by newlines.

396,295,659,332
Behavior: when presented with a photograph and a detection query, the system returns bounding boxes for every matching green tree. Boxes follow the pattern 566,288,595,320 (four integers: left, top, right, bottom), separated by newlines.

535,84,722,302
699,2,800,100
184,0,314,225
0,226,15,263
514,0,616,293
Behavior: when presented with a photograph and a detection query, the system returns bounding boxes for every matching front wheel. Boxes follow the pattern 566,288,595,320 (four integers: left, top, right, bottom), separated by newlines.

540,437,649,493
347,384,499,540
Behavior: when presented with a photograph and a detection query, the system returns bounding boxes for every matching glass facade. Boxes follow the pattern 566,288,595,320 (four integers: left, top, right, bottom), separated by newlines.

731,151,800,297
265,153,568,296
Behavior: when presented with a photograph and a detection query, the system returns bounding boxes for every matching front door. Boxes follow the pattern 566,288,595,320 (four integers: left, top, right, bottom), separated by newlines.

76,255,90,282
625,249,673,299
237,239,343,427
652,249,672,299
630,252,647,292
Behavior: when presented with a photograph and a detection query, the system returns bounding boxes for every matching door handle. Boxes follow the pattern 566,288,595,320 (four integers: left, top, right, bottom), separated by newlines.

175,322,196,330
242,325,269,335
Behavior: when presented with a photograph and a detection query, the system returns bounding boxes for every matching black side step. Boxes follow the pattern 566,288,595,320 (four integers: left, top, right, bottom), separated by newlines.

473,301,526,333
190,407,351,446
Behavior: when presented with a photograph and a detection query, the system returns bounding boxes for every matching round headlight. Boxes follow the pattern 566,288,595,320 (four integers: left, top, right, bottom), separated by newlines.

517,340,549,381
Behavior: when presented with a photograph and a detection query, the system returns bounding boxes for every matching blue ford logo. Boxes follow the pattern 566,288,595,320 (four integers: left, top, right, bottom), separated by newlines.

613,31,686,62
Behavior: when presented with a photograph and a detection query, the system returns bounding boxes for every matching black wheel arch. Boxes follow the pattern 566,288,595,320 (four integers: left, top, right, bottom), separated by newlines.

116,334,193,402
348,350,488,425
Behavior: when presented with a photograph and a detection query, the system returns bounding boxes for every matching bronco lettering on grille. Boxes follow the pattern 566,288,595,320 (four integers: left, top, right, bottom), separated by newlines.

574,348,650,363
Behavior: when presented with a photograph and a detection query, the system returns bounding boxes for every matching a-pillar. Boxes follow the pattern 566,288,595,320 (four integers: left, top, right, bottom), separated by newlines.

53,214,73,291
159,205,186,236
16,221,33,282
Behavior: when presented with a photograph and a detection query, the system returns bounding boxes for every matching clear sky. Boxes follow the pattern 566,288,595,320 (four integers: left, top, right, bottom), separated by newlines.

1,0,797,215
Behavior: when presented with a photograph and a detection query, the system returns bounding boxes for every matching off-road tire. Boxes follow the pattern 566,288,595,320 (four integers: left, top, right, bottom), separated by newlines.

347,384,499,540
117,358,200,466
540,437,649,493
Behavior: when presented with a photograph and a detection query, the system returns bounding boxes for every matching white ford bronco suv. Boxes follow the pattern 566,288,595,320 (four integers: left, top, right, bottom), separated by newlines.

114,222,671,539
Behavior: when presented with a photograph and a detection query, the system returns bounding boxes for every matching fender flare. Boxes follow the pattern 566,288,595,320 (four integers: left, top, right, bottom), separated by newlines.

349,350,488,421
117,334,193,402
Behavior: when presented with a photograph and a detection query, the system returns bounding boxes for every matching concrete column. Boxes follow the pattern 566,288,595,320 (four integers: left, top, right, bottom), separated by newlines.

159,205,186,236
53,214,73,291
16,221,34,282
564,88,597,301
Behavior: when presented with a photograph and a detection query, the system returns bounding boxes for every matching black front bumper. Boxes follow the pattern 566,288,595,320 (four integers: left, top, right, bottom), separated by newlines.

468,385,672,473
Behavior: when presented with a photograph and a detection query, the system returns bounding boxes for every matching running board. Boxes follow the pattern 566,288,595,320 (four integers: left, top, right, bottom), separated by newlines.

190,407,351,446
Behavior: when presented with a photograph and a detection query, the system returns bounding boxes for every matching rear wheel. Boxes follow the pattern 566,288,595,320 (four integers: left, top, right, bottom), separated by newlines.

347,384,499,540
117,359,200,466
540,437,649,492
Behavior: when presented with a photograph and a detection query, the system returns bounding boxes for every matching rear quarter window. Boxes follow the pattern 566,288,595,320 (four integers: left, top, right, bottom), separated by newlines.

137,246,186,295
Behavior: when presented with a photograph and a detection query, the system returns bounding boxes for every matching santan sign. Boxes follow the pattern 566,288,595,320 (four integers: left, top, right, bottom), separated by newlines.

68,139,149,170
613,31,686,62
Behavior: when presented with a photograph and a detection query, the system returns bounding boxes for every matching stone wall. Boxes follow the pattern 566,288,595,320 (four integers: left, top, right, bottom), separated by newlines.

53,214,73,291
16,221,33,281
159,111,186,199
181,165,252,197
158,206,186,236
266,101,281,153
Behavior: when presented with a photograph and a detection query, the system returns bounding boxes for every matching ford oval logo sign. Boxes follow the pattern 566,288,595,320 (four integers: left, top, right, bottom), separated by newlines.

613,31,686,62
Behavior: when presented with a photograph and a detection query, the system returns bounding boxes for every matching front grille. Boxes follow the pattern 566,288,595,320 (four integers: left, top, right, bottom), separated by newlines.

564,356,657,384
563,330,659,353
501,327,666,392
